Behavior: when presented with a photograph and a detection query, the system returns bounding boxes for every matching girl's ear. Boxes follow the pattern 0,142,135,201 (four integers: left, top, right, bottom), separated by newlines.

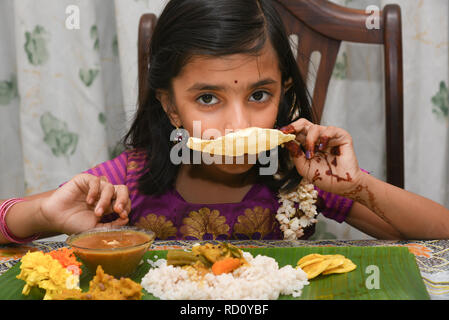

156,89,182,127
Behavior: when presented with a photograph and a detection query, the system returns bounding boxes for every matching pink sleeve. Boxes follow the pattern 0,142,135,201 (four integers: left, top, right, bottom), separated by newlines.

314,168,371,223
83,152,128,185
314,187,353,223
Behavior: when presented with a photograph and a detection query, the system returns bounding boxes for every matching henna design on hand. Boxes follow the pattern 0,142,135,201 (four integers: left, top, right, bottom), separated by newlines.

280,125,352,186
341,184,392,226
323,154,352,183
331,157,337,167
312,169,322,183
330,146,341,156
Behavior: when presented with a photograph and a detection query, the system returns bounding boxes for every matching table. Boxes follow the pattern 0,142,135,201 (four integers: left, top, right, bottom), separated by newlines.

1,239,448,300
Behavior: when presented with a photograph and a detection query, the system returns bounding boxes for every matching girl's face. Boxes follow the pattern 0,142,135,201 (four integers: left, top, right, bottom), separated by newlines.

160,42,289,176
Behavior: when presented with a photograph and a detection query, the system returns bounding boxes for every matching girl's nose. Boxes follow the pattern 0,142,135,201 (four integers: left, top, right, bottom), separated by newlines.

223,101,251,134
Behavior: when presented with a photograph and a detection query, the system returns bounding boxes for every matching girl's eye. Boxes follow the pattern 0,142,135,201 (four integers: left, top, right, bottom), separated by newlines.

197,94,219,105
249,91,271,102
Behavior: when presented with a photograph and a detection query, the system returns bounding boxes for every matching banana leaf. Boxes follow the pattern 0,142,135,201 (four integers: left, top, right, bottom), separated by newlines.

0,246,429,300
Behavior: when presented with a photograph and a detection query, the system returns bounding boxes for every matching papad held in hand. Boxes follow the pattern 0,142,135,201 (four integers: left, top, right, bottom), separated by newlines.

187,127,296,156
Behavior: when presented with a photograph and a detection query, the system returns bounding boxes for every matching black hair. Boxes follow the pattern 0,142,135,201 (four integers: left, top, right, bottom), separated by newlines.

124,0,314,196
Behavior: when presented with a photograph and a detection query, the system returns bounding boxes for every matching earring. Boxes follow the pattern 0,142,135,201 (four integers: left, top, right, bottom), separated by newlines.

174,126,184,143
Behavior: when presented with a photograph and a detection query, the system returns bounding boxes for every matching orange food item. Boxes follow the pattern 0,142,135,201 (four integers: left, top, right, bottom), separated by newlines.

47,248,82,275
211,257,241,275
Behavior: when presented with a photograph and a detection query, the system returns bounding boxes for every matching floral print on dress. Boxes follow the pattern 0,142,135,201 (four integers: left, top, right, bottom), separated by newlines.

135,213,177,240
127,161,139,171
180,207,230,240
233,206,275,240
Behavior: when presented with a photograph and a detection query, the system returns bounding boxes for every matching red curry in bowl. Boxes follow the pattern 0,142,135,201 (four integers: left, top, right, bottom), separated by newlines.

67,227,155,278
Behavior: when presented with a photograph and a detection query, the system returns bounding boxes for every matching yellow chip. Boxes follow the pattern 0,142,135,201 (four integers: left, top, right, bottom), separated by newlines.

325,257,345,269
297,254,325,266
297,253,357,279
322,259,357,275
325,254,346,260
302,259,333,280
298,257,326,269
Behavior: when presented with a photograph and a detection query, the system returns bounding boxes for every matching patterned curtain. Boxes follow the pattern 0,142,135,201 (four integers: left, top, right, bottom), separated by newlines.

0,0,447,240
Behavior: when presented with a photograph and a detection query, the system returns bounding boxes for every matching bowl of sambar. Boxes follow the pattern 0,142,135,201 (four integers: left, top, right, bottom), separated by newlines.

66,226,155,278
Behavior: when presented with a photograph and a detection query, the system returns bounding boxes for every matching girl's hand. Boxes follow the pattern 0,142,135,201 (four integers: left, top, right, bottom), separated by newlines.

39,173,131,234
280,118,364,195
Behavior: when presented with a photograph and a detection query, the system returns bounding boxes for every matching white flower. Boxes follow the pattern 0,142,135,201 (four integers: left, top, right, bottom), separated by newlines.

304,205,317,218
299,216,311,228
289,217,300,231
279,198,294,207
276,179,319,240
283,229,296,240
285,206,296,218
277,214,290,225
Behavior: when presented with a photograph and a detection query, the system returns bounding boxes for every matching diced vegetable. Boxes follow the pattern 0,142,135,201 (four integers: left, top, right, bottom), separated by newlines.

211,257,241,275
166,242,245,270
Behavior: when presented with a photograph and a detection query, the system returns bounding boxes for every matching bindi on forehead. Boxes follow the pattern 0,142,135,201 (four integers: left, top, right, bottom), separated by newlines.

234,80,238,84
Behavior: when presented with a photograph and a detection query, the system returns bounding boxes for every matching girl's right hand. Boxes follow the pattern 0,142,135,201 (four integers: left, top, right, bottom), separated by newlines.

280,119,364,196
39,173,131,235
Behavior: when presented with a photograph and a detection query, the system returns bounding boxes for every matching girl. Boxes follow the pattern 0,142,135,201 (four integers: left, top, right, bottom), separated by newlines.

1,0,449,244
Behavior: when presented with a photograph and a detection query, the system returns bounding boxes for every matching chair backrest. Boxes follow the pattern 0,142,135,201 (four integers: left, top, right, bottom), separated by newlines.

137,0,404,188
137,13,157,110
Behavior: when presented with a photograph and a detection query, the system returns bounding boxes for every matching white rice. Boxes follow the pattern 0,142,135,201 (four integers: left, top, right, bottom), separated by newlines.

141,251,309,300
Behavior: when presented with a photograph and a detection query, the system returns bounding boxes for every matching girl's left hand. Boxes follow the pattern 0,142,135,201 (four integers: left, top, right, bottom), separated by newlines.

280,118,364,195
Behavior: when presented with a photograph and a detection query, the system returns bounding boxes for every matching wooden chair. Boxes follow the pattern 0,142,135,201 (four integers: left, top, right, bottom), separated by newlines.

137,0,404,188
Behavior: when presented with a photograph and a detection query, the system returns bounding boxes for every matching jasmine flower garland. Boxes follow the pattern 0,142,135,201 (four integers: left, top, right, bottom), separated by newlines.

276,179,319,240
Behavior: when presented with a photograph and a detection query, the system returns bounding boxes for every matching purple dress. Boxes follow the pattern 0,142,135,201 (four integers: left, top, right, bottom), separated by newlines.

79,149,354,240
